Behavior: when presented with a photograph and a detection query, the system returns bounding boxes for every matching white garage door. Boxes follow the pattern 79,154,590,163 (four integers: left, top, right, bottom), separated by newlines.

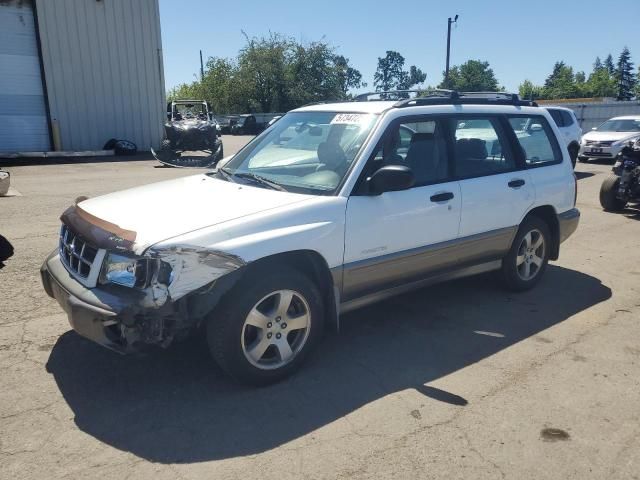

0,0,50,153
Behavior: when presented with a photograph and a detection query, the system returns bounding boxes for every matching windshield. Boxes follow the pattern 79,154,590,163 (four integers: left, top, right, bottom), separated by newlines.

219,111,378,194
173,103,208,120
597,119,640,132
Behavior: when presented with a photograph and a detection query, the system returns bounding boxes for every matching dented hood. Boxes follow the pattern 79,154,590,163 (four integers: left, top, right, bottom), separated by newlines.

74,174,312,253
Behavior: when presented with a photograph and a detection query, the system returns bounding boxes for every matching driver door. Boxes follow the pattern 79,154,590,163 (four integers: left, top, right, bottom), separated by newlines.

342,117,461,301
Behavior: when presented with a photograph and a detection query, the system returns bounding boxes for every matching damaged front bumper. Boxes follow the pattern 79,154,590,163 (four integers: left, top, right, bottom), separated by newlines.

44,206,248,353
41,250,183,353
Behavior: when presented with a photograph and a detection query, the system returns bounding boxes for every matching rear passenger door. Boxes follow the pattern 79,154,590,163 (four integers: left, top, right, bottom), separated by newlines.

451,116,534,258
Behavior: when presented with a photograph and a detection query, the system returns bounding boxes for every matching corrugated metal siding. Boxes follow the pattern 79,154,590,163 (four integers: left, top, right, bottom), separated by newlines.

35,0,165,151
0,0,50,153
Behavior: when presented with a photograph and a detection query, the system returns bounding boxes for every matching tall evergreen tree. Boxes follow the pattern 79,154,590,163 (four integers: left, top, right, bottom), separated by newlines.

616,46,636,100
593,56,603,72
605,54,616,75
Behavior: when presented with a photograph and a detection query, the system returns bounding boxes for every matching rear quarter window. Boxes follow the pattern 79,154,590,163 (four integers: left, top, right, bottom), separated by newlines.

508,116,563,167
560,110,574,126
547,109,565,127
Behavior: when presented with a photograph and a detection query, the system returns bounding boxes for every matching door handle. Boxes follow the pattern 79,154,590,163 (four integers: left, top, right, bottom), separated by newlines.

508,179,525,188
430,192,454,202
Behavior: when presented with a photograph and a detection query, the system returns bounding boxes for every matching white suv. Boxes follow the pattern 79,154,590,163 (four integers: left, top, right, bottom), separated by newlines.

41,92,580,385
544,107,582,167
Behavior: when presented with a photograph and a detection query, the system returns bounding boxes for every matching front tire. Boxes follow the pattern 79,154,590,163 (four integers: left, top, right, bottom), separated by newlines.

568,144,579,168
599,175,627,211
578,156,589,163
207,265,324,385
501,216,551,292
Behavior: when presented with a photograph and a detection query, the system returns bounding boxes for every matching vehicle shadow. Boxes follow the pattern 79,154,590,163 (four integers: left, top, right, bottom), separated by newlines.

46,265,611,463
574,171,595,180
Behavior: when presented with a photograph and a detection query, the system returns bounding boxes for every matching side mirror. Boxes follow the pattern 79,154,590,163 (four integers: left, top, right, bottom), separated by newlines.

530,123,543,132
368,165,414,195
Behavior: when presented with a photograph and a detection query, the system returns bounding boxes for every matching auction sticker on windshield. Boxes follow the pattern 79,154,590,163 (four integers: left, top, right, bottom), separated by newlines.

331,113,373,125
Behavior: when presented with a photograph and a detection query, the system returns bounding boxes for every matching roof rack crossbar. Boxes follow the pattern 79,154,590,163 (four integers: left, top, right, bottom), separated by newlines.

392,90,537,108
354,90,424,102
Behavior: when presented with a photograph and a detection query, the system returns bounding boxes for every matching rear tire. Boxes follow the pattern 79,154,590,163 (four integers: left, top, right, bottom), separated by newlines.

206,265,324,386
501,216,551,292
599,175,627,212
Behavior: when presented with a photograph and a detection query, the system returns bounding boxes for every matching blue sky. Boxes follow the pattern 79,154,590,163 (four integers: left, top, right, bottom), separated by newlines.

160,0,639,94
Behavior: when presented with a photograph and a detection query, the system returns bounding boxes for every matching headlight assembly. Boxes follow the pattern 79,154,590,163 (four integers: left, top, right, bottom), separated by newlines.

100,253,149,288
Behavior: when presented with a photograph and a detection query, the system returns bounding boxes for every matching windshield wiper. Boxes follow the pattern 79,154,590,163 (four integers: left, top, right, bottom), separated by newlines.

233,172,287,191
207,167,235,183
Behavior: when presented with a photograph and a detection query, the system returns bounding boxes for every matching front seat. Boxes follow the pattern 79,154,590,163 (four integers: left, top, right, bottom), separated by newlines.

404,133,446,184
455,138,488,176
317,142,348,176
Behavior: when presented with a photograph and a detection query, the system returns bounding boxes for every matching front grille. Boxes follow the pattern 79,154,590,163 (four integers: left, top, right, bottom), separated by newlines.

59,224,99,278
585,140,613,147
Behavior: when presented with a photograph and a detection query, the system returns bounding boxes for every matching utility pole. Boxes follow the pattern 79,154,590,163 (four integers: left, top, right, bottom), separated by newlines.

445,14,459,86
200,50,204,80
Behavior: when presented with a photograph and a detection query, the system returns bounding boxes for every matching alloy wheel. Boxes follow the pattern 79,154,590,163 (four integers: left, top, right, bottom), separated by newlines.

516,229,545,281
241,289,311,370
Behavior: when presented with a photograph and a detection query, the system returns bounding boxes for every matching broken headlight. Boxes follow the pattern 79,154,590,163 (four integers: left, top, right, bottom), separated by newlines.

100,253,149,288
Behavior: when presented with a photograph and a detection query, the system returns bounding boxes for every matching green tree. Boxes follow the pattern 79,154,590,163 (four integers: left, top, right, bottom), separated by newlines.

334,55,365,97
439,59,499,91
398,65,427,90
586,65,617,98
518,79,543,100
605,54,616,75
168,33,365,114
542,61,577,99
593,56,603,72
236,32,292,112
374,51,425,94
616,46,636,100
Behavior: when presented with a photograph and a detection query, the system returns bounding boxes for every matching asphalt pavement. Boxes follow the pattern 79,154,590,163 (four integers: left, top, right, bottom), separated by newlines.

0,141,638,479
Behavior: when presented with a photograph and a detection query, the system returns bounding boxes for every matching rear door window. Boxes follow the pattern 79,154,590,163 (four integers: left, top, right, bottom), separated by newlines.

450,117,516,178
508,116,563,166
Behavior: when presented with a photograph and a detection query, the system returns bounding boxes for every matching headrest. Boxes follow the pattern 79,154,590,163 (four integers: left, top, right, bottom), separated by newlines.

410,132,435,144
456,138,487,159
317,142,346,167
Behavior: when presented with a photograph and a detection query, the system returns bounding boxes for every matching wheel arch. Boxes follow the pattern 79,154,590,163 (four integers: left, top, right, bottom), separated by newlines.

522,205,560,260
188,249,339,332
246,250,339,331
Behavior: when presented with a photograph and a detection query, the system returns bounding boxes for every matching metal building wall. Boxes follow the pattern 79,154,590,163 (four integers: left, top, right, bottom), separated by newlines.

35,0,166,151
548,101,640,132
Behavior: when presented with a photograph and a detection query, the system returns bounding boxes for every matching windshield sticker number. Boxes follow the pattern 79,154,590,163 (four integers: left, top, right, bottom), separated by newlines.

331,113,369,125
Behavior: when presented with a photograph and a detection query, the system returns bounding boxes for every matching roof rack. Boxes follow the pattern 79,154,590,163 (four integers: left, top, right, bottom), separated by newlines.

393,90,538,108
354,90,423,102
